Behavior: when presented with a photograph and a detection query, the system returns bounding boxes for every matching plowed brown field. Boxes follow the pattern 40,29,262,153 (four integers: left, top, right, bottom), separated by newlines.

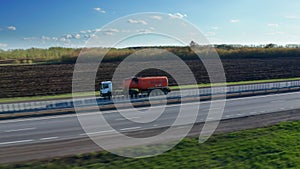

1,57,300,98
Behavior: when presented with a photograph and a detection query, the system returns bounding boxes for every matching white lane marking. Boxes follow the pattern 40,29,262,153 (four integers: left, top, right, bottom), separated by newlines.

4,127,36,133
1,91,300,124
40,137,59,141
116,116,140,121
202,107,222,111
270,100,285,103
120,126,141,131
80,130,115,136
0,139,34,145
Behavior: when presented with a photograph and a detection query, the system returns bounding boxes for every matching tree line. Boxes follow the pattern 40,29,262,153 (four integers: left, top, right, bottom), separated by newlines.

1,44,300,64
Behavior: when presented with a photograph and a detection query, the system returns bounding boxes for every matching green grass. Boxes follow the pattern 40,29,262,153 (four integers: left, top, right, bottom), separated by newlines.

2,120,300,169
1,77,300,103
0,61,61,66
170,77,300,90
0,91,100,103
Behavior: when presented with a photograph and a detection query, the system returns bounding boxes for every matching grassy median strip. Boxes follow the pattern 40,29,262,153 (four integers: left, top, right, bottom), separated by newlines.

1,120,300,168
0,91,99,103
1,77,300,103
170,77,300,90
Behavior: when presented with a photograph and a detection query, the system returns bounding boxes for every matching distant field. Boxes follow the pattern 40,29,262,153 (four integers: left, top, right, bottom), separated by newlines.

1,56,300,98
2,120,299,168
1,46,300,98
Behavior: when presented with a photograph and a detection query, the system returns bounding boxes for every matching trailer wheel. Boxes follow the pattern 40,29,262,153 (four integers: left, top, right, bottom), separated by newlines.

148,89,165,97
163,90,168,95
162,88,170,95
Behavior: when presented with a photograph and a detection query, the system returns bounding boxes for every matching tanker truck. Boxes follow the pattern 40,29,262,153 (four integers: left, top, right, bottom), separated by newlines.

100,76,171,98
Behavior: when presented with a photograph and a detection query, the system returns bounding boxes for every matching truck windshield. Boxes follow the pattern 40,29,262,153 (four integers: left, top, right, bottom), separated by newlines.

102,84,109,89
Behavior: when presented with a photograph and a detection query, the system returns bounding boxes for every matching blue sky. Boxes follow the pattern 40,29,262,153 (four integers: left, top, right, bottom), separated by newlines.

0,0,300,49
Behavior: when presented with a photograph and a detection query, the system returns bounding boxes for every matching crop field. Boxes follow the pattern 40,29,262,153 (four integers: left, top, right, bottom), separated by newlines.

1,57,300,98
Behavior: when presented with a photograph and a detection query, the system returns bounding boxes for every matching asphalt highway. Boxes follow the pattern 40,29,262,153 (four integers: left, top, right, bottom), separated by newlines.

1,91,300,163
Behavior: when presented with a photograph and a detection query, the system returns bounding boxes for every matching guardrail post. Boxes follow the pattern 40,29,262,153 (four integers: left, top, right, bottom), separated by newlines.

37,102,41,109
8,104,14,112
33,102,37,109
13,104,18,111
19,103,24,111
3,104,7,112
29,102,33,110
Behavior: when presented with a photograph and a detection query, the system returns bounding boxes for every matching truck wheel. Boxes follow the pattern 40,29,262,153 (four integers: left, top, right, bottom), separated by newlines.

162,88,170,95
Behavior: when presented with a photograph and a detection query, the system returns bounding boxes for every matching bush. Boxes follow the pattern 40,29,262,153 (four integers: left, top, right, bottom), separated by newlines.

12,59,21,64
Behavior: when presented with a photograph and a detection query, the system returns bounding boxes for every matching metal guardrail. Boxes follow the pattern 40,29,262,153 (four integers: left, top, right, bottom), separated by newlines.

1,80,300,115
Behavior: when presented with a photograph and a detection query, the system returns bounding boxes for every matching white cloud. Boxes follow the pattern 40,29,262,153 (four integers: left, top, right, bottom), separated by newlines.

104,32,114,36
23,37,38,40
94,7,106,13
60,37,67,42
150,15,162,20
206,32,216,36
52,37,58,41
127,19,148,25
211,26,219,30
103,28,119,35
267,23,279,27
90,34,96,38
121,30,131,33
41,36,51,40
66,34,73,39
7,26,16,31
267,31,285,35
74,34,81,39
168,13,187,19
230,19,240,23
137,29,153,34
0,43,7,47
108,29,119,32
81,29,93,33
285,15,300,20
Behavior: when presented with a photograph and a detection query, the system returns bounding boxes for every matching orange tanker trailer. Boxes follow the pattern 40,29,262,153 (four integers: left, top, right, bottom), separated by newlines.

123,76,171,97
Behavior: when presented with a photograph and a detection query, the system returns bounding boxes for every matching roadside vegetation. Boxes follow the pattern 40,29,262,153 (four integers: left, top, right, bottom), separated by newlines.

1,45,300,65
1,120,300,168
